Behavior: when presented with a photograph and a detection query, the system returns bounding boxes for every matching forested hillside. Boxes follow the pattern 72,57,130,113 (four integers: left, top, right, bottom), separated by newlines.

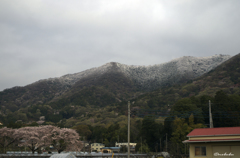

0,55,230,110
0,54,239,154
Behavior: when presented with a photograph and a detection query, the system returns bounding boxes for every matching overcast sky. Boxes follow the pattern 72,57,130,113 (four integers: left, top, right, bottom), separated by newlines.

0,0,240,91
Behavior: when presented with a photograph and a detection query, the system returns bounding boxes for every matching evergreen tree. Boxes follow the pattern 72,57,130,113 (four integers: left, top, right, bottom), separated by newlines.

170,114,205,154
140,116,160,151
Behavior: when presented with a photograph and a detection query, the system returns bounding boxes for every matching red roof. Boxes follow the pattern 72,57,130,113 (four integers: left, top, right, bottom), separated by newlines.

183,138,240,143
187,127,240,137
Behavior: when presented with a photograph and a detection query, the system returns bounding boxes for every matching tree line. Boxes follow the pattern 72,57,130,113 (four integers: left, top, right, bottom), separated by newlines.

1,90,240,155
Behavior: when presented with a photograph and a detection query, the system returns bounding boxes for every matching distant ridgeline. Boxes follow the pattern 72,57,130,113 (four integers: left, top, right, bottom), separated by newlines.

0,54,235,124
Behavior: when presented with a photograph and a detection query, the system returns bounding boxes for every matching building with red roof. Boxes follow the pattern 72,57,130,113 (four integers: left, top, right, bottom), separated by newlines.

183,127,240,158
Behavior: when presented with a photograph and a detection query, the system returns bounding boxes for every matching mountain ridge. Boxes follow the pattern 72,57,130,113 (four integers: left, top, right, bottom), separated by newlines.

0,54,231,109
28,54,231,89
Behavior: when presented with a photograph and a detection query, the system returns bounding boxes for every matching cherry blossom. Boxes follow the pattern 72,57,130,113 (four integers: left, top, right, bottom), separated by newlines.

0,127,16,153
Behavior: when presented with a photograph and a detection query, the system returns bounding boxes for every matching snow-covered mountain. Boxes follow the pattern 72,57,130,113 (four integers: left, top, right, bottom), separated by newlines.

35,54,231,90
117,54,231,89
0,54,231,108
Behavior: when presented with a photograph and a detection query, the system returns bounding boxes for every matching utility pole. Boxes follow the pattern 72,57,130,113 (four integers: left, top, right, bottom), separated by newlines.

160,138,161,152
209,100,214,128
166,133,168,152
83,136,85,153
128,101,130,158
118,135,120,153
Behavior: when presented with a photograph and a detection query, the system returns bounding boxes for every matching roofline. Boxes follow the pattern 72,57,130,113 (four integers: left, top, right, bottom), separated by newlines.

187,134,240,137
183,139,240,144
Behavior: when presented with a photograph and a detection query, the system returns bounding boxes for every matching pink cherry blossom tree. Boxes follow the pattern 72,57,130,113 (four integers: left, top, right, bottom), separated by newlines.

13,125,55,153
51,127,83,153
0,127,16,153
0,125,83,153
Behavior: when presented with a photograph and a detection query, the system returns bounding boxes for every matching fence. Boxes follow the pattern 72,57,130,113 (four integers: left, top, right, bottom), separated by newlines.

0,152,149,158
0,152,188,158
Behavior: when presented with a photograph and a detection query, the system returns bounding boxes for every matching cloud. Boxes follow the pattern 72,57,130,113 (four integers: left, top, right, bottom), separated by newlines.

0,0,240,91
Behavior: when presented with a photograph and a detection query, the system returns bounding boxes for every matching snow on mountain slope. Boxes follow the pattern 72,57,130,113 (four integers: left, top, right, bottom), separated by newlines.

33,54,231,89
115,54,231,88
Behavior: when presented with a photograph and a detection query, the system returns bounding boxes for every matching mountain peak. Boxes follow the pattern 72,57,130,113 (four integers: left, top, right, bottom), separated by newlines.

0,54,233,111
29,54,232,90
